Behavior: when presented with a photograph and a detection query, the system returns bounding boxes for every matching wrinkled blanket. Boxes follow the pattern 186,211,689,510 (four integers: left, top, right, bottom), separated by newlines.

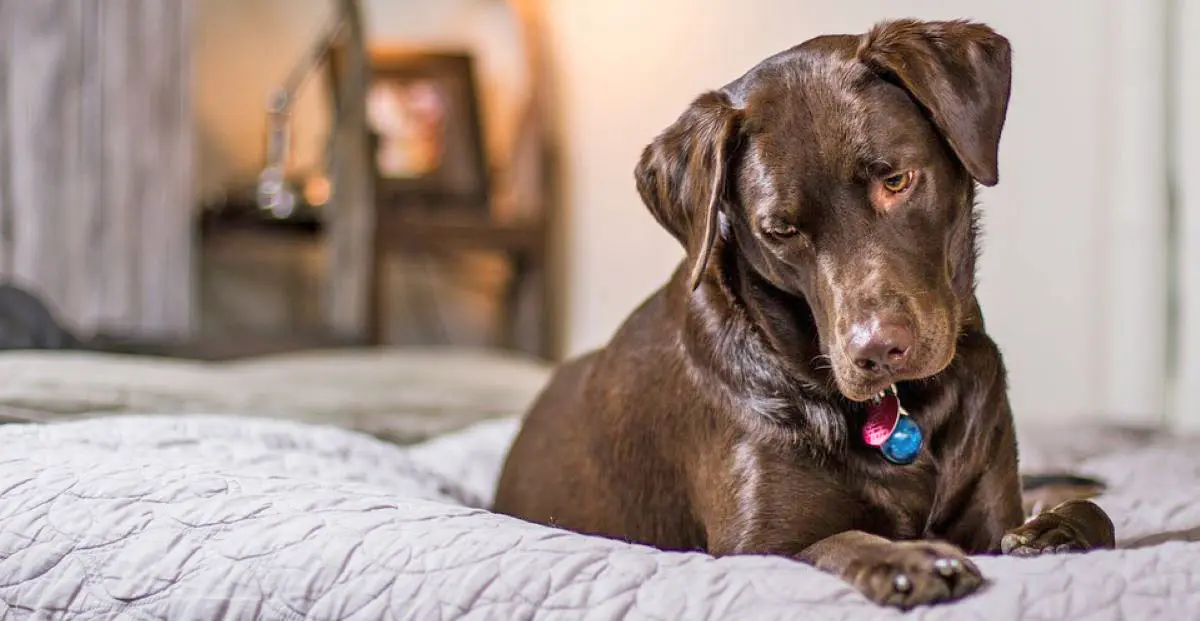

1,415,1198,620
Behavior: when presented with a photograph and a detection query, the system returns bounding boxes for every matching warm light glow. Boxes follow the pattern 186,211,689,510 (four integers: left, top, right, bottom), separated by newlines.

304,175,331,206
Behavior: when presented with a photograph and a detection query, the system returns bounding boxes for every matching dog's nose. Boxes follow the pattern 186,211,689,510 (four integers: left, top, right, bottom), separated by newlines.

848,320,913,375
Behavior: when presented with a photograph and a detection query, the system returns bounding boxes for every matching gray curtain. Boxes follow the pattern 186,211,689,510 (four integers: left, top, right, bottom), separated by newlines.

0,0,195,338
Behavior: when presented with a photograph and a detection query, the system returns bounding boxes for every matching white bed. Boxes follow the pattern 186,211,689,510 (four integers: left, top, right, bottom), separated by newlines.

0,348,1196,620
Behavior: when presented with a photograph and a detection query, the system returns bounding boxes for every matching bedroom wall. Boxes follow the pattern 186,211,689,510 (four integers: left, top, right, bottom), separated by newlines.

544,0,1169,425
195,1,1171,425
1170,0,1200,433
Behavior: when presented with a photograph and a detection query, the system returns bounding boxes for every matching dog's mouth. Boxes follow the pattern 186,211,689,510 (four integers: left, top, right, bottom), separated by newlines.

830,346,956,402
823,300,961,401
835,372,901,403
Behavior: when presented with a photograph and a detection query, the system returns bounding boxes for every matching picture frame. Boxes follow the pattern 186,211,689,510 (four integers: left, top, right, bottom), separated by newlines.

363,48,491,213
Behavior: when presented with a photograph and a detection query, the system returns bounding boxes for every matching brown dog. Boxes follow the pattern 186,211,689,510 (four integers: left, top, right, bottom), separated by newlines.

494,19,1115,608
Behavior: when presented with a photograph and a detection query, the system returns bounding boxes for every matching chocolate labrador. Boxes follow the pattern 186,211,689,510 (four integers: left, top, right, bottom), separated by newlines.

494,19,1115,608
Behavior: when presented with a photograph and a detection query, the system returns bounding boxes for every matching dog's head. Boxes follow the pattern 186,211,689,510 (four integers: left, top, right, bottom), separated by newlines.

635,20,1012,401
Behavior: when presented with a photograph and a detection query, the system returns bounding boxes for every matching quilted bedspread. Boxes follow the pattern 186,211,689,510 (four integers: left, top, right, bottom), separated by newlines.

1,414,1198,620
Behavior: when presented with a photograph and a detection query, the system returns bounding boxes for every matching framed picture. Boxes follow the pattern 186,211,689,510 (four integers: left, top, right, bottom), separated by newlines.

364,49,490,212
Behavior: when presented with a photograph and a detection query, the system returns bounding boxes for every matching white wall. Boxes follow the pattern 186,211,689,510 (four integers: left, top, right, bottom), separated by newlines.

545,0,1169,424
1171,0,1200,432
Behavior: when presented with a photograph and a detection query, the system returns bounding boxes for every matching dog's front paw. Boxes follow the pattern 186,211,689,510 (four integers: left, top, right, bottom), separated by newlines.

848,541,983,609
1002,499,1115,556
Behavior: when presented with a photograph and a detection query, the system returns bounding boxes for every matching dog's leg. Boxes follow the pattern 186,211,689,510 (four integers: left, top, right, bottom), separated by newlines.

932,343,1116,556
1001,499,1116,556
702,473,986,608
934,424,1116,556
800,531,983,609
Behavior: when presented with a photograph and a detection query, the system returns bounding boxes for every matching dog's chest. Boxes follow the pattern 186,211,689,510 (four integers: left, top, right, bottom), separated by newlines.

726,430,941,543
846,390,957,538
855,461,941,539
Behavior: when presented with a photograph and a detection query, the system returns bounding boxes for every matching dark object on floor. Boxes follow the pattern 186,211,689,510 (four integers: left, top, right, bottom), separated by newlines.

0,284,82,350
1021,474,1108,491
1021,474,1108,517
0,282,188,356
0,282,364,361
493,19,1115,610
84,331,369,361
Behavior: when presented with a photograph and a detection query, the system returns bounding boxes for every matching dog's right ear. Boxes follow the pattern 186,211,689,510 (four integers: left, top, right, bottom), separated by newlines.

635,91,741,291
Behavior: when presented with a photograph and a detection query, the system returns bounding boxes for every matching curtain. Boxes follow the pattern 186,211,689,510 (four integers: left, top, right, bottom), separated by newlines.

0,0,195,338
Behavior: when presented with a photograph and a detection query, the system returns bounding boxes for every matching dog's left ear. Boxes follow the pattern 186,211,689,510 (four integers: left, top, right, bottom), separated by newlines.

858,19,1012,186
635,91,742,291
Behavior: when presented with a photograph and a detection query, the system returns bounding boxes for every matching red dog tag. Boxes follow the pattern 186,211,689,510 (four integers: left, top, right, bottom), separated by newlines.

863,393,901,447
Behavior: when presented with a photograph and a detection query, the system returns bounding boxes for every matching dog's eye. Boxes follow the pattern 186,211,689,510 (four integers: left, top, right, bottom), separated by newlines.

763,222,799,238
882,171,915,193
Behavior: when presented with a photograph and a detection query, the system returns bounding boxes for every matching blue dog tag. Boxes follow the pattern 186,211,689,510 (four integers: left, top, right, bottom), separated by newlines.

880,414,923,465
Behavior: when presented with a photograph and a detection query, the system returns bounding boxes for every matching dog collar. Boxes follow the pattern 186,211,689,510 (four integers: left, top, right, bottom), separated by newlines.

862,385,923,465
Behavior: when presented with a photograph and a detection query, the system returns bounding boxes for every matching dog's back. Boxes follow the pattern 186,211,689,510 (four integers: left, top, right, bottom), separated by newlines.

493,352,603,525
494,276,708,549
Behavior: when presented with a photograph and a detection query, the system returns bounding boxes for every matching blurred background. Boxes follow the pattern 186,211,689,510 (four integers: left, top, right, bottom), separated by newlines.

0,0,1196,431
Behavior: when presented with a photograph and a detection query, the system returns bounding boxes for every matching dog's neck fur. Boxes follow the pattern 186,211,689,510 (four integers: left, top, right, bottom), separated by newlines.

682,237,850,455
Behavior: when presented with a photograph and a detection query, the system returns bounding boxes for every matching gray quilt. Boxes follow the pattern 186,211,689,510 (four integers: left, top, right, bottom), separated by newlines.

1,414,1198,620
